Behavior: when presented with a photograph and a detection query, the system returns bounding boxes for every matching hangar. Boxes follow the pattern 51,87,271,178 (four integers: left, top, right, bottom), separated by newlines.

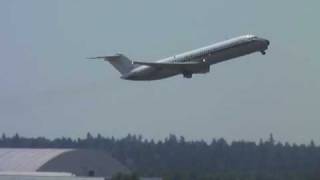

0,148,130,178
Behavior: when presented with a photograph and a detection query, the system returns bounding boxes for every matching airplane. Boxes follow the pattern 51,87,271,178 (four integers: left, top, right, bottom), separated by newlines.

89,35,270,81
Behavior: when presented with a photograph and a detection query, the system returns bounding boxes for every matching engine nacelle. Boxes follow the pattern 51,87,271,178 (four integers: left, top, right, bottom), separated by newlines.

182,65,210,78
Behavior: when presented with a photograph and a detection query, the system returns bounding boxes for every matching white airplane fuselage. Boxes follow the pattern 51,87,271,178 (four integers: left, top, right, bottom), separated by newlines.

123,35,269,80
90,35,270,81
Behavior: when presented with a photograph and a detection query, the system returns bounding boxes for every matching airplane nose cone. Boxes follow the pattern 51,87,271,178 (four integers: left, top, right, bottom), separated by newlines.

262,39,270,46
265,39,270,46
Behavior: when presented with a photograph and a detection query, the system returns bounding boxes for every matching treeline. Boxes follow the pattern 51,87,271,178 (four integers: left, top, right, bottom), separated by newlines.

1,133,320,180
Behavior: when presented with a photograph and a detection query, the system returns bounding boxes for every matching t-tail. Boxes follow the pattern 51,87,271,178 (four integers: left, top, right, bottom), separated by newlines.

88,53,136,75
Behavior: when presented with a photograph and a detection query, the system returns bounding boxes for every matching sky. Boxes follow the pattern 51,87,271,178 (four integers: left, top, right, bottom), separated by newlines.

0,1,319,144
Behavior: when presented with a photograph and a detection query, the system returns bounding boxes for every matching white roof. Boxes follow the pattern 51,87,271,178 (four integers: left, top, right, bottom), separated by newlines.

0,148,73,172
0,171,74,176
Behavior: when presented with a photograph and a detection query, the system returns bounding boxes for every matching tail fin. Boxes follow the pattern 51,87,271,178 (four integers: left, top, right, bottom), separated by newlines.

88,54,136,75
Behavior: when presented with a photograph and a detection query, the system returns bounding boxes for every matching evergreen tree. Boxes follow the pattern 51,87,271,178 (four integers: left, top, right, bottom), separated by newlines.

0,133,319,180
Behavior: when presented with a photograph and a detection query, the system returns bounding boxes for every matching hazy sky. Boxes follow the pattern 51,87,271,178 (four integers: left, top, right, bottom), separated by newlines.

0,1,319,144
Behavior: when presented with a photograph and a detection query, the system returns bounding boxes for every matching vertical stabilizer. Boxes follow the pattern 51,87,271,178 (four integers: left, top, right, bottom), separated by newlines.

88,54,136,75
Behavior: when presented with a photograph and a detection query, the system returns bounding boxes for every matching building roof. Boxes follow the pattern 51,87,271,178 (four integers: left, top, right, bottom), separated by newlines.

0,148,130,177
0,175,104,180
0,148,73,172
0,172,74,176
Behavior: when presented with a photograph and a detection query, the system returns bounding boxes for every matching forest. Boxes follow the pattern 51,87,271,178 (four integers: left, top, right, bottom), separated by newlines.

0,133,319,180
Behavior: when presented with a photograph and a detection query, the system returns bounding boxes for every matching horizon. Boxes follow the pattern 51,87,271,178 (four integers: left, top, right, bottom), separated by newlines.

1,132,317,146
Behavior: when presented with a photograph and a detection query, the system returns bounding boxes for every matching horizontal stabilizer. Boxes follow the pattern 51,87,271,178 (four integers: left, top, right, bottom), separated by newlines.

87,54,121,60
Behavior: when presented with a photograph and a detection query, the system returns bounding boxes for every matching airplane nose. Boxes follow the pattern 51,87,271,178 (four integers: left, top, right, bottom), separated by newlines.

262,39,270,46
265,39,270,45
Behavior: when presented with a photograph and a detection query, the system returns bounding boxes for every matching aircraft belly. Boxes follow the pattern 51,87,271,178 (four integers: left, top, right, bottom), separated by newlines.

130,67,179,80
148,69,180,80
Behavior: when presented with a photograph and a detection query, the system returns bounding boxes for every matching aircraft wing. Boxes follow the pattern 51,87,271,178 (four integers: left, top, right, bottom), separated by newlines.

133,61,203,68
